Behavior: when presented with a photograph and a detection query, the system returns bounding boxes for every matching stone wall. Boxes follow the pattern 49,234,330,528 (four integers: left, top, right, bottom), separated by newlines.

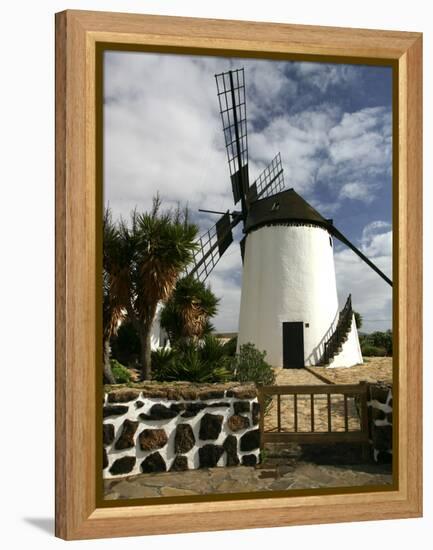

367,383,393,463
103,383,260,478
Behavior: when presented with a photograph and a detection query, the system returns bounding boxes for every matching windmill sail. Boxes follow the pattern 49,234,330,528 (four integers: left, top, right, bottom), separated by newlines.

330,226,393,287
186,211,242,283
247,152,285,203
215,69,249,213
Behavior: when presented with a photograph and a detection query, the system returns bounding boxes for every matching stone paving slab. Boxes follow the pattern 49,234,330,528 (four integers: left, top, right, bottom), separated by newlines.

104,457,392,500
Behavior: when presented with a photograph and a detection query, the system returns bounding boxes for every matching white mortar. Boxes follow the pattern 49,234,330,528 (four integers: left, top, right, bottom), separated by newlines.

103,393,260,478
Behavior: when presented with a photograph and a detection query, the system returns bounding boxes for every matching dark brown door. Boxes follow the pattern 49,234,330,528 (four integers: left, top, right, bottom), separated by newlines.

282,322,304,369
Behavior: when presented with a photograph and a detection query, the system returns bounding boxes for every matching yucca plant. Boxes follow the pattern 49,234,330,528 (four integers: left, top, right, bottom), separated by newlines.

151,347,177,376
103,208,130,383
119,196,199,380
152,342,231,383
160,276,219,345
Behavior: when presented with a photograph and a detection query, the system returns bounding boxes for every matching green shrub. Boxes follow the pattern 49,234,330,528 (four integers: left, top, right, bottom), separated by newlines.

110,359,132,383
359,330,392,356
200,335,229,364
229,343,275,387
361,344,387,357
110,321,140,366
152,340,231,383
151,347,177,373
222,336,237,356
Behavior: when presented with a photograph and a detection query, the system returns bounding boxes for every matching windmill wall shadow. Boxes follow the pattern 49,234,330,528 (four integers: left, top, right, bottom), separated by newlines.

186,68,392,369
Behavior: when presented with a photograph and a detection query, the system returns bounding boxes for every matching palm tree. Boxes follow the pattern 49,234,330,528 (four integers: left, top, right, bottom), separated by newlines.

102,209,130,383
121,197,198,380
160,275,219,345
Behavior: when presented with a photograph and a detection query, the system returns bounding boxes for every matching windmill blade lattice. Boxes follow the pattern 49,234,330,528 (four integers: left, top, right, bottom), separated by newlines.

248,152,285,203
215,69,249,208
186,211,241,283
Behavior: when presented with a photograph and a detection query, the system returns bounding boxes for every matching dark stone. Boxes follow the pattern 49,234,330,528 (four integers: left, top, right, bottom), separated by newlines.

386,412,393,424
376,450,393,464
369,385,391,404
372,408,387,422
199,390,225,401
170,455,189,472
135,400,144,409
226,387,257,399
141,452,167,473
141,389,168,399
252,402,260,425
138,428,168,451
103,405,128,418
240,429,260,452
180,402,207,417
388,398,393,408
103,448,108,469
139,403,178,420
166,388,199,401
372,425,393,451
109,456,136,475
170,402,186,413
199,413,223,440
114,419,138,450
227,414,250,432
107,389,140,403
241,454,257,466
198,444,224,468
103,423,115,446
206,401,230,408
175,424,195,453
233,401,250,414
223,435,239,466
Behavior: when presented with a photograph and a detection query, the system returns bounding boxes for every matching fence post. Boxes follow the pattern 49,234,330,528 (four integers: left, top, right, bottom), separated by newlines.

258,387,265,451
359,380,370,461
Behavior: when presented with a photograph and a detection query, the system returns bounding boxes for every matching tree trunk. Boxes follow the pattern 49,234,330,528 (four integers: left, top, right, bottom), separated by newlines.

103,338,116,384
139,323,153,381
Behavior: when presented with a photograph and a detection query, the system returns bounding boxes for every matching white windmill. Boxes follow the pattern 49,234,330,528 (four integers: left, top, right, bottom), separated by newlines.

186,68,392,369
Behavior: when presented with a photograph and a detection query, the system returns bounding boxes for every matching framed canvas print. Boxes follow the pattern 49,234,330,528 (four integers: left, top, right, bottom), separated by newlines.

55,10,422,540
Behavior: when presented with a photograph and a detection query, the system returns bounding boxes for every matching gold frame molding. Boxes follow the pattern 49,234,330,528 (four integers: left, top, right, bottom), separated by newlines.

55,9,422,540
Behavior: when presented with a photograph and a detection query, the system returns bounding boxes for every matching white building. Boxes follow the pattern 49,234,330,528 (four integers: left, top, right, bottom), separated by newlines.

237,189,363,369
150,304,170,350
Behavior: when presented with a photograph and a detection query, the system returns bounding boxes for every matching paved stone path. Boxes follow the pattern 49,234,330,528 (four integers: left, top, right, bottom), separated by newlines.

104,445,392,500
274,368,326,385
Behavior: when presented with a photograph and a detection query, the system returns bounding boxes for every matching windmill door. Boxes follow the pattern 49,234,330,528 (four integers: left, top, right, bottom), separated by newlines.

282,322,304,369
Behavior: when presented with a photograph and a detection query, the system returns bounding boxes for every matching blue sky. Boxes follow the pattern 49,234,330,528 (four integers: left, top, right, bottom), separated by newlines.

104,52,393,334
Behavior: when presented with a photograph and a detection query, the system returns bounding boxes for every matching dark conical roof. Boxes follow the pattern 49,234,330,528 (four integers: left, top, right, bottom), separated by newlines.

245,188,332,233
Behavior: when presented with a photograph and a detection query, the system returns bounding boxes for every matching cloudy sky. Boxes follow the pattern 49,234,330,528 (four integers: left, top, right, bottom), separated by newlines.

104,51,393,334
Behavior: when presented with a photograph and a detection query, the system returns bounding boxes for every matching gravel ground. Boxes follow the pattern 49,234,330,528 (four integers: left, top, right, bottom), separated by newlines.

308,356,393,385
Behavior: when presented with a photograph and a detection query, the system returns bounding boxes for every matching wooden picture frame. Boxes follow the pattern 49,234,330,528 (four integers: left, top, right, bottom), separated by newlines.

55,9,422,540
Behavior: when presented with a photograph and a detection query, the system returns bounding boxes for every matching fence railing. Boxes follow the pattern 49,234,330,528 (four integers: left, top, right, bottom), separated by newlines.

258,382,369,452
322,294,353,364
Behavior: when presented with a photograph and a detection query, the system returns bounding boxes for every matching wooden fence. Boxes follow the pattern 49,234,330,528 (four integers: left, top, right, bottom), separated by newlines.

258,382,369,453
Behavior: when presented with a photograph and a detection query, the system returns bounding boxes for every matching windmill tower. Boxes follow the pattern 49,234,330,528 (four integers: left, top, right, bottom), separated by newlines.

186,68,392,368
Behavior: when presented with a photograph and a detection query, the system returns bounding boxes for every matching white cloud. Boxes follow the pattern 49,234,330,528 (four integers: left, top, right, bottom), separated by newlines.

104,52,392,333
294,62,357,92
339,181,375,203
335,220,392,333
